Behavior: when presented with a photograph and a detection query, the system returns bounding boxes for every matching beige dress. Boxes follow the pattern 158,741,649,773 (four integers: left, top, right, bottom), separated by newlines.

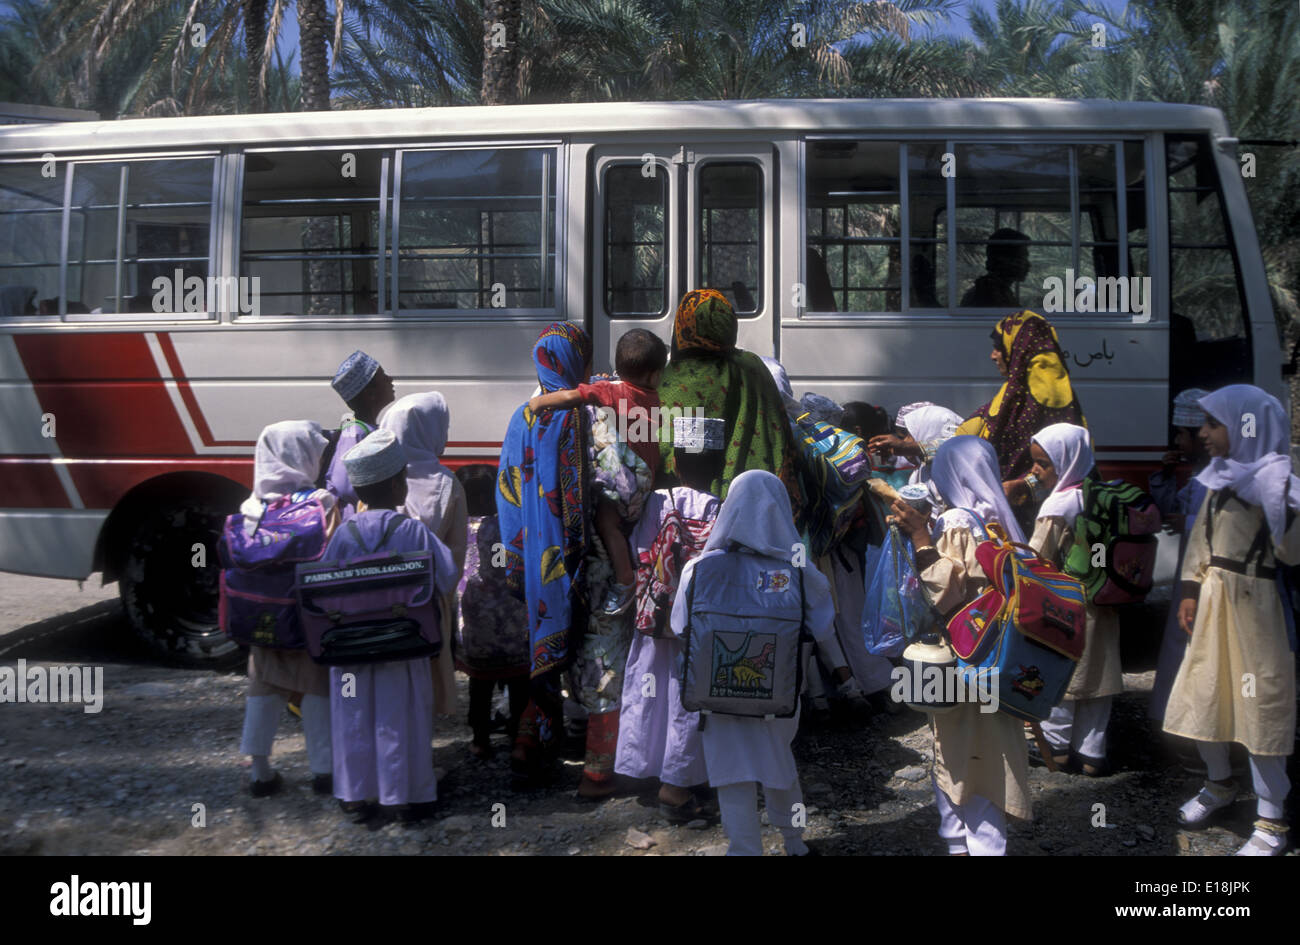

921,523,1032,820
1028,516,1123,700
1163,490,1299,756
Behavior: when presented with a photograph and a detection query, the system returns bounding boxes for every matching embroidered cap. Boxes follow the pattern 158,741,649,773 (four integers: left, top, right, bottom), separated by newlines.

1172,388,1210,429
343,428,406,487
673,416,726,451
332,350,381,402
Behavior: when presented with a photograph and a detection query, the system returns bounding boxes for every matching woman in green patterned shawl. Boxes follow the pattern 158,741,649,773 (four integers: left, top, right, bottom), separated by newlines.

657,289,803,513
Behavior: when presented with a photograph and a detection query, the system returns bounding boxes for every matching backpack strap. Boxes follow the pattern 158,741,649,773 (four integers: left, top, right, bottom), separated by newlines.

315,427,342,490
345,513,407,555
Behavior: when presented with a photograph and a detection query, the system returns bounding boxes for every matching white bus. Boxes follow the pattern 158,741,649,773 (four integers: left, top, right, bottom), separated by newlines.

0,98,1282,665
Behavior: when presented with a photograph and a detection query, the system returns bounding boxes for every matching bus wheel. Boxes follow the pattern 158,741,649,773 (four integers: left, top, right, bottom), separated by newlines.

118,500,242,669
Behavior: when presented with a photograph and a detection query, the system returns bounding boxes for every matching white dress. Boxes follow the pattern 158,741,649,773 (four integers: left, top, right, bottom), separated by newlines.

669,551,837,790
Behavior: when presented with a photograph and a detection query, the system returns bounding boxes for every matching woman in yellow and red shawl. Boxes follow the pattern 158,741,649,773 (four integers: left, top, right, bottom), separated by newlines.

957,309,1087,486
657,289,804,515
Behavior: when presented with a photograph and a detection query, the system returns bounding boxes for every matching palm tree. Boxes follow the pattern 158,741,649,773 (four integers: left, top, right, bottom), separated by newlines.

38,0,337,116
482,0,523,104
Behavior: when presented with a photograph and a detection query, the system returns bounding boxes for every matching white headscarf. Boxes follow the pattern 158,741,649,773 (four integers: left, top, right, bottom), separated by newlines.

241,420,330,533
1195,385,1300,542
381,392,456,534
895,401,936,430
760,355,803,420
1032,422,1094,524
902,405,962,455
703,468,802,560
928,435,1025,543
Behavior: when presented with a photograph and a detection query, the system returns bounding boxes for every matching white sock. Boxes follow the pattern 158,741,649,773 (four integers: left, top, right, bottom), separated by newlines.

300,694,333,776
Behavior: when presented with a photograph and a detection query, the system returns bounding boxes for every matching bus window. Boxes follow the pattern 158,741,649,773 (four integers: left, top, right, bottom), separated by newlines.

806,141,900,313
241,149,385,317
397,147,556,312
699,162,763,315
64,157,213,316
954,143,1071,309
1166,134,1251,391
907,141,947,308
0,162,62,317
604,163,667,317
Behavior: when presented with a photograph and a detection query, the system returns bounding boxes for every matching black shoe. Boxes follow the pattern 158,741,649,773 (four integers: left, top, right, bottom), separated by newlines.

249,771,283,798
312,773,333,795
397,800,438,824
339,799,377,824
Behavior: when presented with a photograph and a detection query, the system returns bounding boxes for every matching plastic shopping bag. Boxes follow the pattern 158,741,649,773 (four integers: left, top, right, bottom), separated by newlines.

861,525,941,656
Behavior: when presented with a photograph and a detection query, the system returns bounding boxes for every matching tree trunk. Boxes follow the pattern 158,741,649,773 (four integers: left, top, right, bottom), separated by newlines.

297,0,331,112
297,0,335,314
481,0,522,104
243,0,269,113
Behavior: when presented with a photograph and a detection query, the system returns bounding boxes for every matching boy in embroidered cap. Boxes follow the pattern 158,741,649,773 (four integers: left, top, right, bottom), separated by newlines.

326,350,397,513
1148,389,1210,736
322,428,459,824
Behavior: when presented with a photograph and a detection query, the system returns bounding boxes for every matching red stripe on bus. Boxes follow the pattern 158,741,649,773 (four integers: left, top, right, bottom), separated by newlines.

154,332,255,447
12,334,194,458
0,457,74,508
67,457,253,508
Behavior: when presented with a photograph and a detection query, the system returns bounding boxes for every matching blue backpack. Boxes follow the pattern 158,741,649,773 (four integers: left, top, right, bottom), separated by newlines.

681,551,807,719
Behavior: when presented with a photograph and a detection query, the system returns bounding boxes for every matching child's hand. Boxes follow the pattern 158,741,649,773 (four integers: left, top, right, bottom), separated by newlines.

1177,597,1197,635
1161,449,1182,468
1163,512,1186,534
888,499,930,547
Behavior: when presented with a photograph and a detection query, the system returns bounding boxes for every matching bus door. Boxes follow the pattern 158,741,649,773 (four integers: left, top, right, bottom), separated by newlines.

592,143,774,369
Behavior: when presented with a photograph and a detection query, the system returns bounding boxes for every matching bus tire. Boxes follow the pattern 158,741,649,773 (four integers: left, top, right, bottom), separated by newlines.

118,499,243,669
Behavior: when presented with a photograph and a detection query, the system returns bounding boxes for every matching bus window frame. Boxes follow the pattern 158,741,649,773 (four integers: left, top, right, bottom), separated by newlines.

0,150,221,324
389,140,565,321
234,143,395,324
796,133,1150,323
598,154,674,321
693,156,766,319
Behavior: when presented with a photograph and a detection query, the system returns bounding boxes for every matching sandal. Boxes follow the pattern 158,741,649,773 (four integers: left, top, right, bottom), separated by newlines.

1027,740,1071,771
1077,754,1110,777
1177,780,1238,828
1236,821,1289,856
659,797,716,825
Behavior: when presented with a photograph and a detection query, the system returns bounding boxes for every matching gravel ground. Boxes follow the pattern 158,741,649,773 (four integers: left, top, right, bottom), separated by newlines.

0,577,1295,856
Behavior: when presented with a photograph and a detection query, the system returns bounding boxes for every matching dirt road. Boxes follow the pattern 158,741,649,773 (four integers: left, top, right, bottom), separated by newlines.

0,574,1293,856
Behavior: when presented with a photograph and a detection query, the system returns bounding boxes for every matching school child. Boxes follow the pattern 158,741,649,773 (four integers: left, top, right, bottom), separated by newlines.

616,417,724,820
454,465,530,758
232,421,338,796
326,350,396,512
670,469,847,855
1147,389,1210,730
380,392,468,717
325,429,458,824
1027,423,1121,775
529,328,668,614
1164,385,1299,855
888,436,1032,856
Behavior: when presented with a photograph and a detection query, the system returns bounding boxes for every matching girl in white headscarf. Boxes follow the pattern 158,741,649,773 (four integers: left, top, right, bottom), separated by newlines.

888,435,1030,855
1026,423,1120,775
1164,385,1300,856
237,420,338,797
381,392,468,717
670,470,846,856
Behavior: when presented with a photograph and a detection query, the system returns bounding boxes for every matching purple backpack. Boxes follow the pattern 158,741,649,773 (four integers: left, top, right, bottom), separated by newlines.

295,517,441,665
218,493,331,648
